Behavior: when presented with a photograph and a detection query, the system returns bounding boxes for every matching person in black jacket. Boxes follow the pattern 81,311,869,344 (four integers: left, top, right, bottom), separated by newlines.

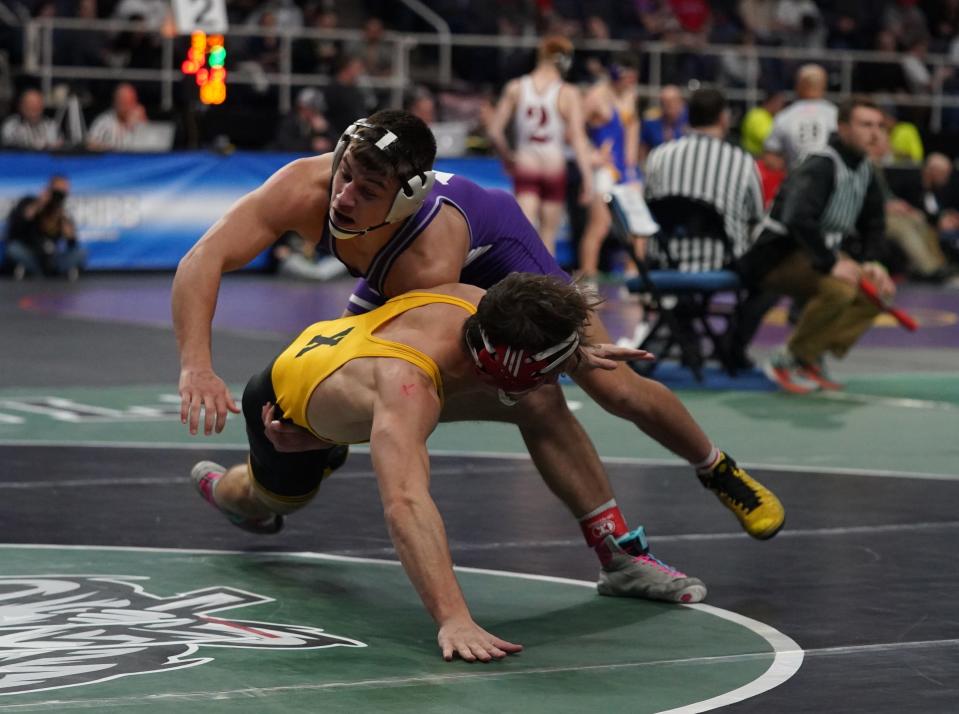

737,97,896,394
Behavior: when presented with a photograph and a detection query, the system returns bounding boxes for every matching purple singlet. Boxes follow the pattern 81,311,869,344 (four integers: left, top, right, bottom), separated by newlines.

322,173,570,314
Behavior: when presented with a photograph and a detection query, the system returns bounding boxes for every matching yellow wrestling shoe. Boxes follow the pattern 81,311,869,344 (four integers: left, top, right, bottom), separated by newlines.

697,452,785,540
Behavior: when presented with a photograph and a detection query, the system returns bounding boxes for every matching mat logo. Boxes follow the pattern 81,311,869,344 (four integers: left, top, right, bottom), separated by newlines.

0,575,366,696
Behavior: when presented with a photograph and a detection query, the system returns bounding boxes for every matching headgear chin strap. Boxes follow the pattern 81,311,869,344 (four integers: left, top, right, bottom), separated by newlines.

466,325,580,405
328,118,436,240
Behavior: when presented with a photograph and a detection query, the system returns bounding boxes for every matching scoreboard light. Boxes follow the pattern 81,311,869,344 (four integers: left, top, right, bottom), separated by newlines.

181,31,227,105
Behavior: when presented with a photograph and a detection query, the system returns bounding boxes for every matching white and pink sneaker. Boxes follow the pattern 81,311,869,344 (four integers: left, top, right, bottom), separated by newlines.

596,527,706,603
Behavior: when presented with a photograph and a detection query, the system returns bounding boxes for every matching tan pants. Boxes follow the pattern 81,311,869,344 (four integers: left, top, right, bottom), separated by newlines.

885,210,947,276
760,250,881,363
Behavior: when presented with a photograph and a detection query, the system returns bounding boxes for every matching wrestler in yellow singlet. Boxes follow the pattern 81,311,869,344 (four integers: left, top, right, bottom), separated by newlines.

270,292,476,443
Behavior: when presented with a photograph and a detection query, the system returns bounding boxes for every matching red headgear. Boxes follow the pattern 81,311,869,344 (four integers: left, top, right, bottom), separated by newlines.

466,325,580,404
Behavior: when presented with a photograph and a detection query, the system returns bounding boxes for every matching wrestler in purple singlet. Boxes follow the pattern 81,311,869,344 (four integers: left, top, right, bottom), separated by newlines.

320,173,570,315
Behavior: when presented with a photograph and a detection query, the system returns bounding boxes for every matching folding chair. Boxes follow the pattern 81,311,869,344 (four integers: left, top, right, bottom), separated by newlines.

608,194,744,381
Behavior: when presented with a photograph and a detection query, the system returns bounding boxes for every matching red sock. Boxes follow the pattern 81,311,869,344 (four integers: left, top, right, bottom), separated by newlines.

578,500,629,549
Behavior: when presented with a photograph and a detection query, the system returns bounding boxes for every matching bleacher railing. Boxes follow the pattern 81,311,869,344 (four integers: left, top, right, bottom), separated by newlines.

16,18,959,130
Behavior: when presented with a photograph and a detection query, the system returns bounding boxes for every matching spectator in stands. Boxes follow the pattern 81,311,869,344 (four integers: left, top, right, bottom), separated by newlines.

854,30,910,95
634,0,679,40
899,37,949,97
244,0,302,30
56,0,108,69
883,0,929,48
111,0,168,29
639,85,687,162
86,82,150,152
1,88,62,150
889,152,959,277
574,15,614,81
662,0,711,83
880,105,924,164
741,89,787,157
739,97,893,394
742,90,788,205
871,126,951,281
323,55,374,138
493,15,533,85
270,87,335,153
404,85,436,126
763,63,836,172
927,0,959,49
292,6,341,76
737,0,780,42
774,0,827,49
112,12,163,71
347,16,392,79
719,29,761,88
3,175,86,281
245,10,282,75
669,0,710,36
825,0,874,50
0,2,30,65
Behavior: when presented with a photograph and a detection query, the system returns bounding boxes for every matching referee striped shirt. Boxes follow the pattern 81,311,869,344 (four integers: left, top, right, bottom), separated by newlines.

644,131,764,271
1,115,61,150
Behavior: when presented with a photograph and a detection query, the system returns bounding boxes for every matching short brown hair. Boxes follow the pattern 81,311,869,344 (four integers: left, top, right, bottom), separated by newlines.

466,273,600,357
837,96,880,124
348,109,437,183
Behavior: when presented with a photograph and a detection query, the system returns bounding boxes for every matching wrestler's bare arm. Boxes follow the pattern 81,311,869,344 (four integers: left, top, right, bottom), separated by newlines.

172,155,333,435
559,83,594,200
486,79,520,170
369,360,522,662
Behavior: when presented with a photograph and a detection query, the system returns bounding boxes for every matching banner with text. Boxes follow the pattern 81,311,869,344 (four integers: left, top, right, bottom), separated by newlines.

0,152,510,270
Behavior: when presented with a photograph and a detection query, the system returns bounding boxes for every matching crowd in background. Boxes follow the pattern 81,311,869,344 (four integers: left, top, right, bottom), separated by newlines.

2,0,959,152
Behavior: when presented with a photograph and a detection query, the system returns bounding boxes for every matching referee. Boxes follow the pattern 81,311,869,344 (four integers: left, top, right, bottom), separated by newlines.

644,87,765,273
738,97,895,394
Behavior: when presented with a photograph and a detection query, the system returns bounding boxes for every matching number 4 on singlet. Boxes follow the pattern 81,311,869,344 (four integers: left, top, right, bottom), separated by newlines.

295,327,354,358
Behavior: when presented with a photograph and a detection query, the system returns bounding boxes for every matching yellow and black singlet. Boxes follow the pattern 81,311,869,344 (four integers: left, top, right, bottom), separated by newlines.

271,292,477,442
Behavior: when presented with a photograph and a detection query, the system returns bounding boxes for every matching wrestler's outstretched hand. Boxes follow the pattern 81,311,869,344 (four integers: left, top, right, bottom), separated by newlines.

438,616,523,663
580,343,656,371
179,367,240,435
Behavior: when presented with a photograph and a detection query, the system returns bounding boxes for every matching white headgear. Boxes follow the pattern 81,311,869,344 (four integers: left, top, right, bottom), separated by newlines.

329,118,436,239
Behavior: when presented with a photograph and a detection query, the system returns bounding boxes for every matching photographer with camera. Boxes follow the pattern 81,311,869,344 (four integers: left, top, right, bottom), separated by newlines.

4,175,86,281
